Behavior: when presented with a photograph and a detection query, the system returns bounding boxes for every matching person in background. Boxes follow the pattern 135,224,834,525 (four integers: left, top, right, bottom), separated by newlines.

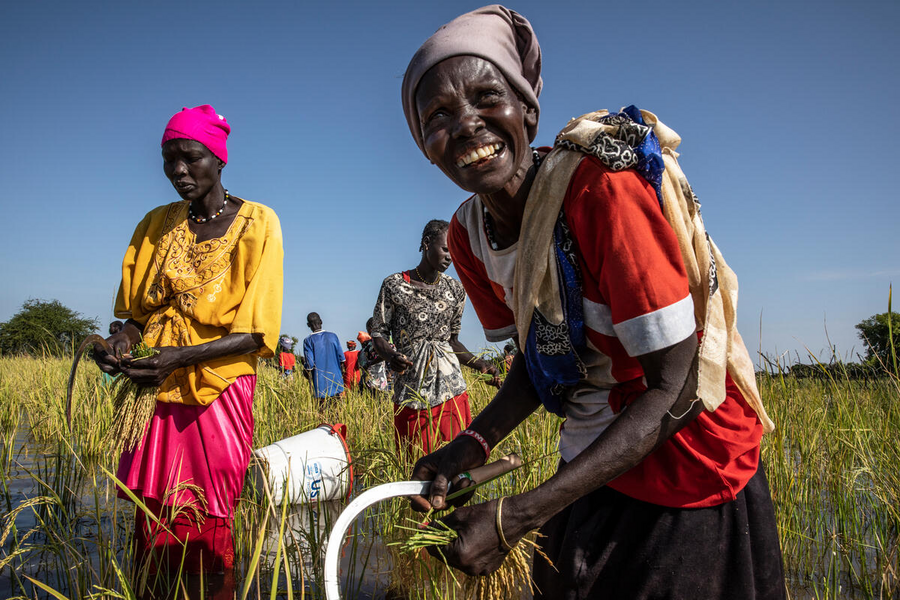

92,105,282,583
302,312,344,403
371,219,499,456
278,335,297,378
502,343,516,374
109,320,124,336
343,340,361,390
400,7,783,599
298,355,311,382
357,322,390,397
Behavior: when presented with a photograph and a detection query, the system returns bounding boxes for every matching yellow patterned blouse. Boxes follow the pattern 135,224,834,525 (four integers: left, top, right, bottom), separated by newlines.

114,198,283,406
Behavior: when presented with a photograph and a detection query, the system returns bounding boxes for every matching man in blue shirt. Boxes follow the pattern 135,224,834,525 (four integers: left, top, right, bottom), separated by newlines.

302,312,345,402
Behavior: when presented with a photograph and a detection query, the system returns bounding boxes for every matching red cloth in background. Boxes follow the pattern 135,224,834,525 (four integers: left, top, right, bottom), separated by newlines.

393,392,472,455
343,350,360,388
279,352,296,370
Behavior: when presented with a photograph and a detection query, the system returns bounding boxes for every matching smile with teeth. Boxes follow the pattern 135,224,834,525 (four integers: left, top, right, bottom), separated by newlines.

456,143,503,168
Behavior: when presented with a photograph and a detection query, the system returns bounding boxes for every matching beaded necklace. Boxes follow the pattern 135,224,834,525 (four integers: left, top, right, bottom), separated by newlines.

189,190,229,224
482,149,542,251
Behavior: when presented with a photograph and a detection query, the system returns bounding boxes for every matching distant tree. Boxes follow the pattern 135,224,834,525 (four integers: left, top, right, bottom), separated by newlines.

855,311,900,372
0,299,99,356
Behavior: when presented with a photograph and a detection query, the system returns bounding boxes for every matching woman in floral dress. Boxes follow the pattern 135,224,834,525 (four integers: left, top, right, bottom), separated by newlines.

371,219,498,454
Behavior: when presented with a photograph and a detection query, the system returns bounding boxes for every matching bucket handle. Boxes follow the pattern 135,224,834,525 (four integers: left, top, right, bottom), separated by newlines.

319,423,353,500
322,422,347,440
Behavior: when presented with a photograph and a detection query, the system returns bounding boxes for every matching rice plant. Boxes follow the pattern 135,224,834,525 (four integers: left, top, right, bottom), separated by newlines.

0,346,898,599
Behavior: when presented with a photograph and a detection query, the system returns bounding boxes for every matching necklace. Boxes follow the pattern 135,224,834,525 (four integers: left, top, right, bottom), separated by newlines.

483,204,501,251
483,149,543,251
189,190,229,224
415,266,440,285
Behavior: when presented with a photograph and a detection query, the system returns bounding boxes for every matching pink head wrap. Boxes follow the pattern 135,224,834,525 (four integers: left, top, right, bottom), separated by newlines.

401,5,542,156
357,331,372,343
161,105,231,163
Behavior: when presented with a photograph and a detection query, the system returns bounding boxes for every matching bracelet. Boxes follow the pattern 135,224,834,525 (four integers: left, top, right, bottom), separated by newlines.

458,429,491,460
496,496,513,551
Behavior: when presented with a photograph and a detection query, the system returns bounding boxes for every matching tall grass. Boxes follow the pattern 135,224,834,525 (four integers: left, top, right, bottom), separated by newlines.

0,352,898,598
759,356,900,599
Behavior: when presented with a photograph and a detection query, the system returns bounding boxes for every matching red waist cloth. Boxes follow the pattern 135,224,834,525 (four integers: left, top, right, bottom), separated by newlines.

394,392,472,455
117,374,256,519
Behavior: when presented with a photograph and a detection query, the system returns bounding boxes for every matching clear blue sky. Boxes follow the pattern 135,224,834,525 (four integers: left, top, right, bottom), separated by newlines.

1,0,897,365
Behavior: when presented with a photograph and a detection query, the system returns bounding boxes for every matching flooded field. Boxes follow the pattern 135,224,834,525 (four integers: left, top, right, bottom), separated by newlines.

1,356,898,598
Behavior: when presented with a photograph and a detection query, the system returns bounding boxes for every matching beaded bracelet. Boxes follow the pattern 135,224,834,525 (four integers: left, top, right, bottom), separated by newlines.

458,429,491,460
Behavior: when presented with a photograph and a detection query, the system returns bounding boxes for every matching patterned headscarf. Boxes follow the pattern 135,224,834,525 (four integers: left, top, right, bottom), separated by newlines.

401,5,542,156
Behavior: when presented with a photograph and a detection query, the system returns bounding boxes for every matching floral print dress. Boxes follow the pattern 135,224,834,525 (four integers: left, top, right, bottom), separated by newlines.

371,272,468,410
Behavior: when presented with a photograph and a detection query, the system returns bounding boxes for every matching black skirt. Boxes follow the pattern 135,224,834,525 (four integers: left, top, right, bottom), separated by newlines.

532,460,785,600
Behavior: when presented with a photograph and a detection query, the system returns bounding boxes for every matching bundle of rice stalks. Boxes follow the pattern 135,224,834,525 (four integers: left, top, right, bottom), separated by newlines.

391,514,458,555
393,510,553,600
464,534,551,600
104,341,159,453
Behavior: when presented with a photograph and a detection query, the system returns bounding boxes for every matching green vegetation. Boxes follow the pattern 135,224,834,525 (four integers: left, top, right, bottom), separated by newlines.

0,299,98,356
856,311,900,374
0,353,898,599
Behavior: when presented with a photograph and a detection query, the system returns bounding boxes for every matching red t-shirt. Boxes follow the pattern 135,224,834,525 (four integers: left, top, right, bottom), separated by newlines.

448,155,762,508
343,350,360,387
279,352,296,370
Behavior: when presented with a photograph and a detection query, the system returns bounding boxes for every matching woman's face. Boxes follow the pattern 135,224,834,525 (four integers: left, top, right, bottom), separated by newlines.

162,139,222,201
425,231,452,273
415,56,537,196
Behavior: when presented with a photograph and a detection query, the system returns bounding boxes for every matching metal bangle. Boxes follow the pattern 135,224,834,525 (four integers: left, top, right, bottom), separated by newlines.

496,496,513,551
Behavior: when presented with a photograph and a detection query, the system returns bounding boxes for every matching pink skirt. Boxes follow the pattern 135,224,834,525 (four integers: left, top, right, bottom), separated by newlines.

117,375,256,519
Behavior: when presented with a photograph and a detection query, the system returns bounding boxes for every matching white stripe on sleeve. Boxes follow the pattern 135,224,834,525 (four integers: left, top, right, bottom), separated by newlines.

613,295,696,356
582,298,616,336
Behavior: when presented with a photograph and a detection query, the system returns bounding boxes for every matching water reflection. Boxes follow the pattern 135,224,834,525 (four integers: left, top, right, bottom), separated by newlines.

257,498,395,599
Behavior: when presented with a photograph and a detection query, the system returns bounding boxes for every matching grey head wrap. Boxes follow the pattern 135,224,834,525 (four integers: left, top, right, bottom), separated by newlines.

401,5,542,156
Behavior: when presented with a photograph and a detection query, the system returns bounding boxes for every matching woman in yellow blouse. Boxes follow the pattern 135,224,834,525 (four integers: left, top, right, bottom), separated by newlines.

94,105,283,575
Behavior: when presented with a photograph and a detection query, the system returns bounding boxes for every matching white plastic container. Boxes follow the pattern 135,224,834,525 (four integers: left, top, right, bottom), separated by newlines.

252,423,353,505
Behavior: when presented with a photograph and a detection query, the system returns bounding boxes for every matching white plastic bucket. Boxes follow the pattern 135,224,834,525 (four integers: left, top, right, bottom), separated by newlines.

252,423,353,505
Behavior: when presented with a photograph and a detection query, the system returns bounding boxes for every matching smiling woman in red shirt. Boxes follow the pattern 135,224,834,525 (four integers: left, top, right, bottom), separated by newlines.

399,6,785,599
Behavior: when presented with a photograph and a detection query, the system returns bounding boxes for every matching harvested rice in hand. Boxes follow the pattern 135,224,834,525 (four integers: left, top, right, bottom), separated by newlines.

104,341,159,453
391,509,553,600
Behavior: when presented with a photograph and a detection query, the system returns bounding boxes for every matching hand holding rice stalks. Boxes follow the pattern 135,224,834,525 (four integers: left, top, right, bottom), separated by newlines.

392,510,553,600
104,341,159,453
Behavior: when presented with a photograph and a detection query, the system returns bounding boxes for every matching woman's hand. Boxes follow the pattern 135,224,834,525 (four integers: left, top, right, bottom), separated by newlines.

389,352,414,373
410,435,487,512
429,498,523,576
119,346,185,387
476,360,501,388
92,323,142,375
115,332,264,387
